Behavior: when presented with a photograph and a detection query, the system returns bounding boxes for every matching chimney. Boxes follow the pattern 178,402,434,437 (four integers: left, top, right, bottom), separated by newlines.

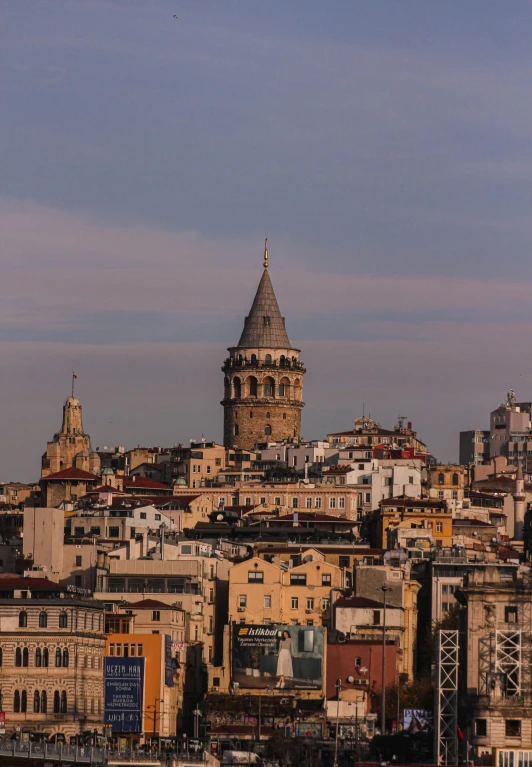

407,422,412,431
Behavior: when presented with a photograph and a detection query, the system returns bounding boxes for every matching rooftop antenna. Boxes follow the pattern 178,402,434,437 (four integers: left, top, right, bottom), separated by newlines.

397,415,406,429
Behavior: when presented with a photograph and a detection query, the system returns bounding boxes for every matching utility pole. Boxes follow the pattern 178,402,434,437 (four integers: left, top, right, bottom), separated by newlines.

334,677,342,767
379,585,391,737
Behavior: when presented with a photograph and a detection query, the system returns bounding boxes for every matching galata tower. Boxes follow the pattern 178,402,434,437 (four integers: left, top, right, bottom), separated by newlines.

222,240,305,449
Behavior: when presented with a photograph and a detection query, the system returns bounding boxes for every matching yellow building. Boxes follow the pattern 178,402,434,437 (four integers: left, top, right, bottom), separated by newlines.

229,555,344,628
427,463,466,502
376,497,453,549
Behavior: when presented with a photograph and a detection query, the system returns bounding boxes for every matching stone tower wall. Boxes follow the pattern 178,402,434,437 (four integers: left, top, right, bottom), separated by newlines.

222,356,305,449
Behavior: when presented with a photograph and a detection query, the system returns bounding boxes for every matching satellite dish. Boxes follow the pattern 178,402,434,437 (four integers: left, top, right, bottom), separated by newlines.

347,676,355,683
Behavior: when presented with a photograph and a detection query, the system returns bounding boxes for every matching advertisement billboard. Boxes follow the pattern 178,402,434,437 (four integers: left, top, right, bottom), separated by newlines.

0,712,5,735
403,709,432,733
104,657,145,733
165,635,174,687
232,624,323,690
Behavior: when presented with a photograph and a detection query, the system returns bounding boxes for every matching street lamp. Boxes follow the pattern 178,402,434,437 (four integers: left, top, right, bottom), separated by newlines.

379,585,391,736
147,699,164,742
333,677,342,767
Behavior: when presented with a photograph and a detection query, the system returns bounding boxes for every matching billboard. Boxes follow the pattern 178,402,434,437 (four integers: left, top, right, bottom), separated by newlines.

104,657,145,733
232,624,323,690
403,709,432,733
165,635,174,687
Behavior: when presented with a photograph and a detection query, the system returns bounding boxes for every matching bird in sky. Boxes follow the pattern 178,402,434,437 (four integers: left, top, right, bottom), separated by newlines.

173,15,178,19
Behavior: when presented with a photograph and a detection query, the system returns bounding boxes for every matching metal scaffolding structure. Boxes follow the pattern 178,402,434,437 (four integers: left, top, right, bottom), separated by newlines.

434,630,459,766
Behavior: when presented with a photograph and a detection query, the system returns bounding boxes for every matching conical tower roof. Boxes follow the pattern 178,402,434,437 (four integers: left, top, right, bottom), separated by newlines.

237,265,291,349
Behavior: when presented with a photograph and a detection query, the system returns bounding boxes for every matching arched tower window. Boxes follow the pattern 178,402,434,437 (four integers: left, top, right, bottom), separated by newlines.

265,354,272,363
18,611,27,628
250,354,257,364
265,425,272,436
233,377,241,399
293,378,302,400
438,472,444,485
263,377,275,397
452,473,459,486
279,377,290,398
247,376,258,397
234,424,239,437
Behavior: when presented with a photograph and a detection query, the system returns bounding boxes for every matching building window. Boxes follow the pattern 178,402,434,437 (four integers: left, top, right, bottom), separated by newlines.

505,606,518,624
41,690,47,713
18,611,27,628
315,498,322,509
438,472,445,485
35,648,42,667
475,719,487,737
238,595,247,608
307,598,314,610
408,476,414,484
43,648,49,667
291,597,299,609
329,497,336,509
75,556,82,567
355,656,362,666
505,720,521,737
63,648,69,667
436,522,443,533
265,425,272,436
275,497,281,505
14,690,21,713
452,473,459,486
260,497,266,504
55,648,62,667
264,595,271,609
15,648,22,667
152,611,161,622
22,648,29,667
305,497,312,508
245,497,251,506
372,610,381,625
442,584,457,613
34,690,41,714
322,598,330,610
290,573,307,586
234,424,239,436
248,571,264,583
438,490,444,499
53,691,60,714
322,574,331,586
292,498,298,508
338,497,345,509
339,556,350,569
365,493,370,503
140,512,147,519
21,690,27,713
39,612,48,628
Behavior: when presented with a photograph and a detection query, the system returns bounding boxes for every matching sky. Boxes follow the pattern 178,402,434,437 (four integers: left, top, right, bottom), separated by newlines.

2,0,532,480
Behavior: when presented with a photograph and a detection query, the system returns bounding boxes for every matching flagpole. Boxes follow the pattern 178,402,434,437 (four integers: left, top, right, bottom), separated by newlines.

72,371,75,398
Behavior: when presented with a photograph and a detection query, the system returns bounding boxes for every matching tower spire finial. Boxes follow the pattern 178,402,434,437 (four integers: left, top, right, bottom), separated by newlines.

263,238,268,269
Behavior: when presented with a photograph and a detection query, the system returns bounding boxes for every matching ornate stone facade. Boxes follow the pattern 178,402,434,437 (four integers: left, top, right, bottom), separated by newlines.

0,591,105,740
222,242,305,450
41,395,100,478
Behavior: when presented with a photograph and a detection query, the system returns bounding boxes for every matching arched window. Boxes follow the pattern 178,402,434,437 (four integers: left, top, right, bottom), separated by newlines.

280,377,290,397
280,355,286,366
15,648,22,667
438,472,445,485
265,354,272,363
266,412,270,419
250,354,257,364
14,690,20,713
55,648,62,667
234,424,239,437
278,383,285,396
249,411,253,418
43,648,49,667
84,614,87,630
59,612,68,629
21,690,27,713
53,691,60,714
63,648,69,668
263,377,275,397
41,690,47,713
35,648,42,667
247,376,258,397
18,611,27,628
39,612,48,628
61,691,67,714
283,413,287,421
22,648,29,667
265,425,272,436
452,473,459,486
233,377,242,398
33,690,40,713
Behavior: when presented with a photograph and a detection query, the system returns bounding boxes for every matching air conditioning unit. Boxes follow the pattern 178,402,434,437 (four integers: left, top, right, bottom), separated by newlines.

237,607,245,612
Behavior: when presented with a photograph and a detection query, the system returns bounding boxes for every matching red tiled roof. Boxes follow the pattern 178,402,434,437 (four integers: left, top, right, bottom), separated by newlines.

126,599,184,611
0,575,67,592
122,477,171,490
335,596,388,609
42,468,100,481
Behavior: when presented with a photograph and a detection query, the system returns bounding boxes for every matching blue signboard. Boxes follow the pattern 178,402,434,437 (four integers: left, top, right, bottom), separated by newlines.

104,657,145,733
165,635,174,688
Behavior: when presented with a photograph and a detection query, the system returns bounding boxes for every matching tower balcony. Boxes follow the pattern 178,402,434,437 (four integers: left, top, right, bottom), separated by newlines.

222,357,306,373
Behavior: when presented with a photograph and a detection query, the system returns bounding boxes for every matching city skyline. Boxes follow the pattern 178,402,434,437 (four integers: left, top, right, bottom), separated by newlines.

3,1,532,479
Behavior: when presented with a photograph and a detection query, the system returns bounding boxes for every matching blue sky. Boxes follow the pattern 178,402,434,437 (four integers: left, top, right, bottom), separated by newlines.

2,0,532,479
